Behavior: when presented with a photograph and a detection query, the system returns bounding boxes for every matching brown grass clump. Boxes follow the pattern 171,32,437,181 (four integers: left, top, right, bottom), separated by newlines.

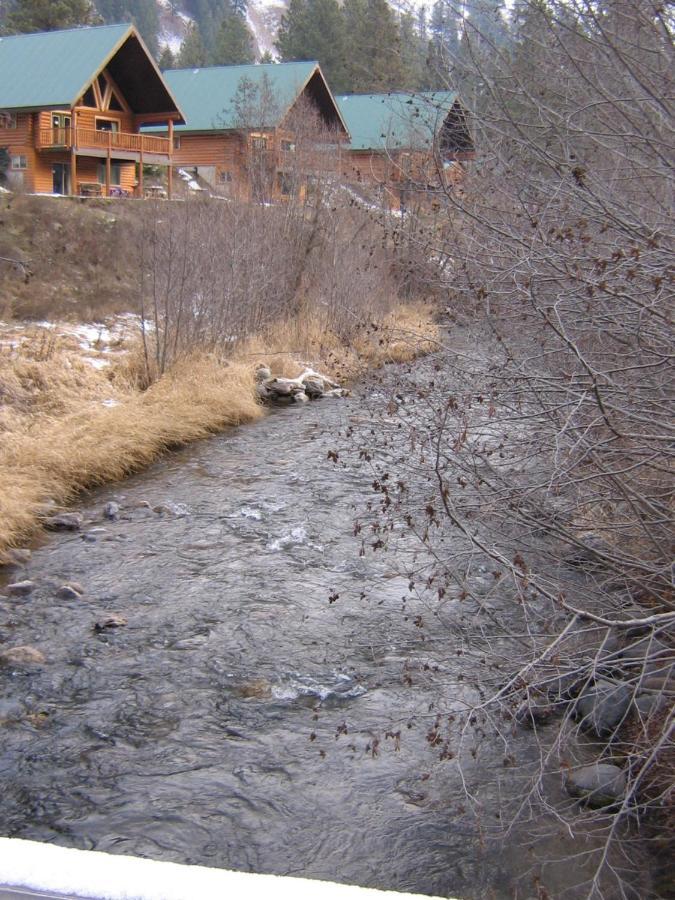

0,352,262,555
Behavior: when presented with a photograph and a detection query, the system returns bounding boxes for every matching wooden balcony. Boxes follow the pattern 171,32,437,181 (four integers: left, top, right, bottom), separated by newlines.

36,127,170,158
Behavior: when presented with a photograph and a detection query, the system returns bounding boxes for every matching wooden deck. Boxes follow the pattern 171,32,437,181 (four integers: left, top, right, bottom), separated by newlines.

36,128,170,157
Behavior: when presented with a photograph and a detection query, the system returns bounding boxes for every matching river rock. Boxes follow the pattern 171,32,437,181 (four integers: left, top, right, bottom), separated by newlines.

633,693,667,718
0,645,46,667
575,679,632,737
292,390,309,404
324,388,350,398
103,501,120,521
255,365,272,383
56,582,85,600
302,375,325,399
638,673,675,694
542,670,589,701
6,580,35,597
94,614,127,632
515,694,557,728
565,763,626,807
265,377,305,398
44,513,82,532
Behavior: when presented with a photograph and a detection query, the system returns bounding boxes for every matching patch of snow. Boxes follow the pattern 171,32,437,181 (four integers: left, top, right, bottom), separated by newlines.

178,168,205,192
101,398,119,408
0,837,449,900
83,357,111,370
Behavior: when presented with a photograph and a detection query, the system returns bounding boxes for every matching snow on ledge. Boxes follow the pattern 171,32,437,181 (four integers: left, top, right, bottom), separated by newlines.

0,839,453,900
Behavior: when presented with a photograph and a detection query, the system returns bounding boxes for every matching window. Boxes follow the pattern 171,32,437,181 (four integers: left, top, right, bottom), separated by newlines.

0,112,17,129
173,136,181,150
95,118,119,133
11,155,27,170
251,135,268,150
280,139,295,152
52,113,71,128
97,162,122,186
218,170,232,184
277,172,293,196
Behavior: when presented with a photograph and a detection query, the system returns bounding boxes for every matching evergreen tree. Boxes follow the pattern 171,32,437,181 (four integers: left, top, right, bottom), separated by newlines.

425,0,460,85
211,4,255,65
95,0,159,55
399,12,424,91
463,0,507,49
158,44,177,70
5,0,98,32
177,21,209,67
276,0,349,93
343,0,403,93
259,49,274,63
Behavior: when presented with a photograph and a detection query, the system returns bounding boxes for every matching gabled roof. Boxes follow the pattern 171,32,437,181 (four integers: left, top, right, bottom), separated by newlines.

0,23,183,118
163,61,348,134
336,91,459,152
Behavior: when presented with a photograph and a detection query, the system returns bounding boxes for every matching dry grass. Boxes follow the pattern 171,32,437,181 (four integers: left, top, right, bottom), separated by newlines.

237,300,440,383
0,302,439,558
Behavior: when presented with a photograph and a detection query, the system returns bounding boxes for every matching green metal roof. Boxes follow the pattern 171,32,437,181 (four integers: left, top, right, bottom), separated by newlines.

164,61,321,132
336,91,458,152
0,23,133,111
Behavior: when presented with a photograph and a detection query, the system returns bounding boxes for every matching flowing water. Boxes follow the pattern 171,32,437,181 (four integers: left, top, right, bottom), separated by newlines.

0,379,644,899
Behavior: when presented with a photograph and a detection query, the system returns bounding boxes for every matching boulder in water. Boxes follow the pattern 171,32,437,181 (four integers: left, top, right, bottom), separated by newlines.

44,513,82,532
94,613,128,632
103,501,120,521
565,763,626,807
6,580,35,597
575,678,632,737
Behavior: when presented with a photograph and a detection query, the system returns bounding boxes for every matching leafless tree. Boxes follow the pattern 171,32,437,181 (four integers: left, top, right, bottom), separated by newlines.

345,2,674,896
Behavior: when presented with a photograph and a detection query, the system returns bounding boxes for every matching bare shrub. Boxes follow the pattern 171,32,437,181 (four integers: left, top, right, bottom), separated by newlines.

347,2,674,895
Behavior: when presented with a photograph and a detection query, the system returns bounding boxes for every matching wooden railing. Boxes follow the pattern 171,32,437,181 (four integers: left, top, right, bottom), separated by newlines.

36,127,170,156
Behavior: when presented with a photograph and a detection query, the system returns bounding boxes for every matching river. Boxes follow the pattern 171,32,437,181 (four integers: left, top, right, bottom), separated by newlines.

0,371,647,899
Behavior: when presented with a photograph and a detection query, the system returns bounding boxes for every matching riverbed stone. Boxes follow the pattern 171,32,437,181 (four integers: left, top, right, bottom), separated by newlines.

302,375,325,399
565,763,626,807
94,614,127,631
575,678,632,737
56,582,84,600
103,501,120,520
6,580,35,597
292,390,309,404
255,365,272,383
44,513,82,532
0,645,46,667
633,693,667,718
515,693,558,727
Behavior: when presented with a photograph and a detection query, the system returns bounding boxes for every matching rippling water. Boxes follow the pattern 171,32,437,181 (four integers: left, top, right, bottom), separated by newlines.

0,381,644,898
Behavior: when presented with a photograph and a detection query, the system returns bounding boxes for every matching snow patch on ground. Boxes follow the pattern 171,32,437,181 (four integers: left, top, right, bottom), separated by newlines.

0,837,449,900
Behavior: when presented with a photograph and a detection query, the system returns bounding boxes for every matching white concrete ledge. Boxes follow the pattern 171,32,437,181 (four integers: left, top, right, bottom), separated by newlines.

0,839,451,900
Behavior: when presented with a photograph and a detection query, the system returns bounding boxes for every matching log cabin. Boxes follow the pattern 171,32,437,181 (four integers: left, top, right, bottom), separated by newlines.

0,23,184,198
157,62,349,202
336,91,475,210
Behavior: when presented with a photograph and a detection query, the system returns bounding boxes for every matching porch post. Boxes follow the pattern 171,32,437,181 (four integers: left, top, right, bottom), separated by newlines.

70,109,77,196
105,131,112,198
167,120,174,200
138,147,144,198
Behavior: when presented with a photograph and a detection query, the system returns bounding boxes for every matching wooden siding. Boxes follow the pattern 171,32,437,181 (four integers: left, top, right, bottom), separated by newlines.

0,112,37,191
